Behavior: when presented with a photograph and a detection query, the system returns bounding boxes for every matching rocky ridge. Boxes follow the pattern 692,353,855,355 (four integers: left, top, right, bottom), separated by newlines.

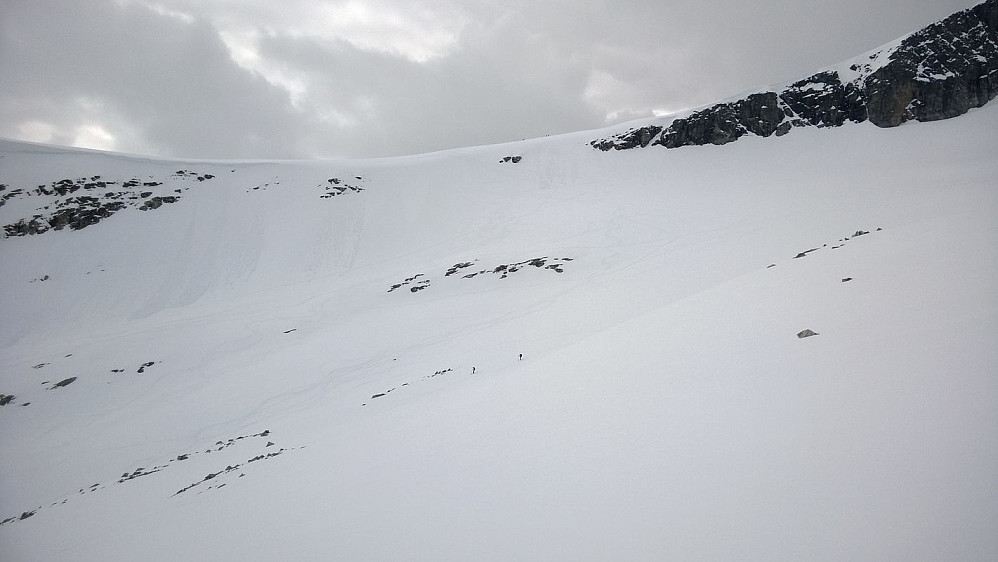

592,0,997,151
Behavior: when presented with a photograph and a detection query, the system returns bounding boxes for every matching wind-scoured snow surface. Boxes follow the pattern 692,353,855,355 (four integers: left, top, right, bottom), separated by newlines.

1,102,997,559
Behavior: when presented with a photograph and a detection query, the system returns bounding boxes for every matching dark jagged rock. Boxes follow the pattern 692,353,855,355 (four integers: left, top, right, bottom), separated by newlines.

654,92,788,148
779,72,867,127
733,92,788,136
138,196,177,211
0,394,14,406
593,125,662,151
658,104,740,147
593,1,997,151
797,329,820,339
866,0,998,126
445,262,475,276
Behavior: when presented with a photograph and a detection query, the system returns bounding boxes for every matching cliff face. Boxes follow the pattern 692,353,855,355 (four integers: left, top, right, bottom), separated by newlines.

593,0,998,151
865,0,998,126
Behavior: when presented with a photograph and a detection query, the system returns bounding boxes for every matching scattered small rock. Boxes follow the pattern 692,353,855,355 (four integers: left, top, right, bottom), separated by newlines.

445,262,475,276
50,377,77,389
797,329,819,339
841,277,853,282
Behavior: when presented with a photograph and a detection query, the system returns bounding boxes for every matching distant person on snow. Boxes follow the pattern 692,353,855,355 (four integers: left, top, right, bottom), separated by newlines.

518,353,522,361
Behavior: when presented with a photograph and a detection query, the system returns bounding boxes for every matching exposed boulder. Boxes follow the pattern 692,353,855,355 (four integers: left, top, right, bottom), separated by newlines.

138,196,177,211
50,377,77,389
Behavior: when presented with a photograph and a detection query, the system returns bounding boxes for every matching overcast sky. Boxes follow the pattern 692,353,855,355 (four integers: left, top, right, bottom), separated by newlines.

0,0,978,159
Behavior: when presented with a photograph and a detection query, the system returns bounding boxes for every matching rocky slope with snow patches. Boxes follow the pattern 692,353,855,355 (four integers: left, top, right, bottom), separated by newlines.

593,0,997,150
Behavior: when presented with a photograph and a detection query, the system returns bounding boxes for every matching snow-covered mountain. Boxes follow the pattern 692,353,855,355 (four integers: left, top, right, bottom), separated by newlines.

1,3,997,561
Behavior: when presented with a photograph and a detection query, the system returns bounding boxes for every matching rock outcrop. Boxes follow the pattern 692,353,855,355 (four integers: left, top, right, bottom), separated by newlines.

593,0,997,151
1,170,218,238
865,0,998,126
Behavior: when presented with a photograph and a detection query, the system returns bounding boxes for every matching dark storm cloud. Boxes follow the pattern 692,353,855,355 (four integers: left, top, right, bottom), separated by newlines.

0,0,982,159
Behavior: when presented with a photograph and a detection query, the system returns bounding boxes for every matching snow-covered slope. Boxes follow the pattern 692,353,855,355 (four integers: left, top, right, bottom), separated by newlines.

2,4,998,553
1,99,995,559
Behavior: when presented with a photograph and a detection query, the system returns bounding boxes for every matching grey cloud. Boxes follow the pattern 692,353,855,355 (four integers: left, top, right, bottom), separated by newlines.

1,0,304,158
258,15,605,157
0,0,984,159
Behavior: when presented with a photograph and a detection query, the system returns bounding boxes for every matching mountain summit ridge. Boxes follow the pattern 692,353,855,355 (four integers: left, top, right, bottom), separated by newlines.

593,0,997,150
